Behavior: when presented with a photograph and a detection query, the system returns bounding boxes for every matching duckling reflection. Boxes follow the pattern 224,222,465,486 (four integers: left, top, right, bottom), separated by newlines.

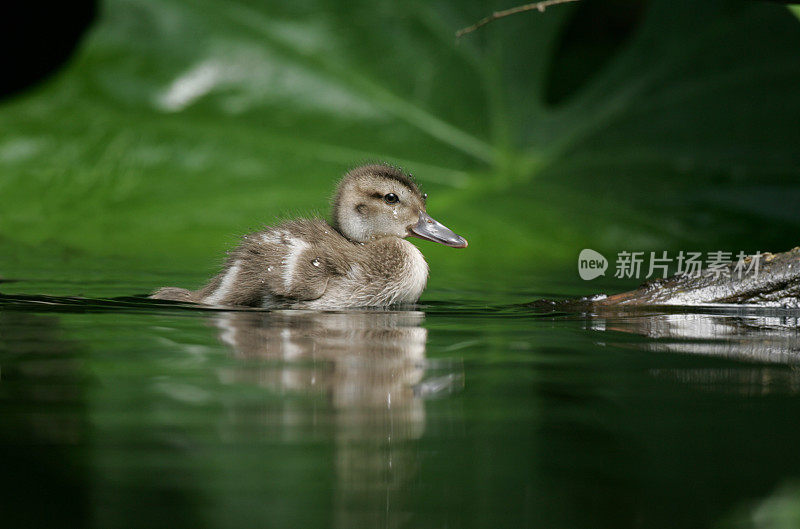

211,310,462,529
588,308,800,393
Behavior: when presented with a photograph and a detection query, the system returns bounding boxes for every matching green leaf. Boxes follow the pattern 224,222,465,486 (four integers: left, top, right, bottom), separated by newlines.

1,0,799,288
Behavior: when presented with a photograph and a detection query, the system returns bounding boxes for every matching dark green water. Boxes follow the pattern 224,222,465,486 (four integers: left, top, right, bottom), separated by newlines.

2,262,800,529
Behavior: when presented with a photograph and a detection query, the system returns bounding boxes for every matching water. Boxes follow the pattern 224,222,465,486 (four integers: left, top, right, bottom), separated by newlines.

2,263,800,528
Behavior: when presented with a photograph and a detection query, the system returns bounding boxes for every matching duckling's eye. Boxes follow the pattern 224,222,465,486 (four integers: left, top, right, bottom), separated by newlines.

384,193,399,204
422,193,428,201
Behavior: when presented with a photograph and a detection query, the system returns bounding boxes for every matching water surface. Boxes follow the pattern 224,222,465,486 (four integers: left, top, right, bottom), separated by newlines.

2,261,800,529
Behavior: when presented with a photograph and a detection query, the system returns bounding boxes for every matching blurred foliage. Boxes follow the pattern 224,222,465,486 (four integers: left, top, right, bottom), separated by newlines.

722,481,800,529
1,0,799,287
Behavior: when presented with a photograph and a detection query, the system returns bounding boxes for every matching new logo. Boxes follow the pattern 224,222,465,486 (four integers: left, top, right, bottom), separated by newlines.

578,249,608,280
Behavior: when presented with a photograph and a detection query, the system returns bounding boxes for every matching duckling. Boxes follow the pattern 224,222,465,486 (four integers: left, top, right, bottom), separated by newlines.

150,164,467,308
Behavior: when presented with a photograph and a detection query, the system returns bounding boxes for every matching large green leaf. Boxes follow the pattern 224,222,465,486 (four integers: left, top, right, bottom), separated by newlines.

1,0,799,289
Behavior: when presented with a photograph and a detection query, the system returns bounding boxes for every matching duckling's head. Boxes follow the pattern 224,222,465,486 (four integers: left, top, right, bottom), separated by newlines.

332,164,467,248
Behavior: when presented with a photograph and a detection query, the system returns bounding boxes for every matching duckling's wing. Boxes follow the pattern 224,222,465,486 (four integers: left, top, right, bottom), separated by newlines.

240,221,348,302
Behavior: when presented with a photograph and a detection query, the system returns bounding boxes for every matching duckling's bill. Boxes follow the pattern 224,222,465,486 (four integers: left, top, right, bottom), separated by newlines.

409,211,468,248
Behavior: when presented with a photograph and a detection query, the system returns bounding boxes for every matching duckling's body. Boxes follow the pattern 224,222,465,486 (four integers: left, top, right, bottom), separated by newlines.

156,219,428,309
151,164,465,308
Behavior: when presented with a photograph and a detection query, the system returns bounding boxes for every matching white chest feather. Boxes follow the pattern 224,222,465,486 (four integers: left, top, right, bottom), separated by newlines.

396,241,429,303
